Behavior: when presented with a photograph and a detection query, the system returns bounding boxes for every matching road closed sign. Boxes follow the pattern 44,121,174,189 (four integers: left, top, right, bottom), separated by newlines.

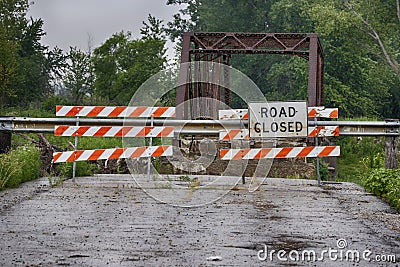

249,101,308,138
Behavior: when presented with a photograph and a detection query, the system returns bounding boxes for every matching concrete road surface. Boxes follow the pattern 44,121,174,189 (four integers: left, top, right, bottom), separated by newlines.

0,175,399,266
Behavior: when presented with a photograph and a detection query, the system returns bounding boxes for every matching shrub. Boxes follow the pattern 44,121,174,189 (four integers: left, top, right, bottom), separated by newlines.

363,168,400,211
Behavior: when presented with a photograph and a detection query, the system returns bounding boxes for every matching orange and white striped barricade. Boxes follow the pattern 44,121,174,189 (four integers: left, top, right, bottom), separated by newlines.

308,106,339,185
56,106,176,118
219,126,340,141
220,146,340,160
307,107,338,119
218,105,340,185
53,146,173,163
53,106,176,179
54,126,175,138
218,107,339,121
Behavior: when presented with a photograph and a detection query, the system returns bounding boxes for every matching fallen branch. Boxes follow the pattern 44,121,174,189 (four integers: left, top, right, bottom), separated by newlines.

16,133,64,152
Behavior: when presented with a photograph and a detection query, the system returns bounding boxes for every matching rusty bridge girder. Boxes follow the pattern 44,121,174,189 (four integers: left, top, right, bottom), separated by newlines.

176,32,324,119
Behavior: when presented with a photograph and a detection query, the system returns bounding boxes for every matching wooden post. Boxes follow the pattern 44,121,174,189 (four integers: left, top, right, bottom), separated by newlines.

385,119,399,169
0,132,11,153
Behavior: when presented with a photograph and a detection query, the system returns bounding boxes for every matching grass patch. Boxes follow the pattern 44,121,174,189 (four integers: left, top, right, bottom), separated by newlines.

0,145,41,189
336,136,384,185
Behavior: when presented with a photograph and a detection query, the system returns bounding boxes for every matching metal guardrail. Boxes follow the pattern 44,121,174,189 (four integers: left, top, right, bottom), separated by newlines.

1,117,399,136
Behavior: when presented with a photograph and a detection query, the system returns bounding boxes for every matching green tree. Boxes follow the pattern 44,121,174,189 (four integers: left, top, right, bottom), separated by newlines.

0,0,64,108
63,47,94,104
141,14,166,40
306,0,400,117
0,26,18,109
92,31,166,105
309,0,400,80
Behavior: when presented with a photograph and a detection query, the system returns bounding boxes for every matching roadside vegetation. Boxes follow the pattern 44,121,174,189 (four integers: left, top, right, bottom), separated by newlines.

336,135,400,211
0,145,40,189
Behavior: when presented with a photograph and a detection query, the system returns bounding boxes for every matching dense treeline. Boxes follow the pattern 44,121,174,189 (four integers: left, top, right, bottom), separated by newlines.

0,0,399,119
0,0,166,112
166,0,400,118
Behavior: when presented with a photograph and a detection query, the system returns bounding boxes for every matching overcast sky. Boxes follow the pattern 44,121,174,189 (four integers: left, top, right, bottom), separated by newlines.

27,0,182,54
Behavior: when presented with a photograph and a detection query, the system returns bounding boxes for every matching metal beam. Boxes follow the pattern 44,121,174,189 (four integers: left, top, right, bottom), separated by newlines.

1,117,399,137
176,32,325,118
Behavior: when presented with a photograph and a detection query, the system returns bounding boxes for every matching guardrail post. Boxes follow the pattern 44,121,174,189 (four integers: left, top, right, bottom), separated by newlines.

147,115,154,180
313,117,322,186
385,119,399,169
72,116,80,181
0,132,11,153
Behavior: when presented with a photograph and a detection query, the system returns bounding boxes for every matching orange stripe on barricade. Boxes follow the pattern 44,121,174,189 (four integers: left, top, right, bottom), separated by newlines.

233,149,249,160
72,150,84,162
74,126,90,136
65,106,84,117
219,149,230,159
54,125,69,136
297,146,314,158
108,106,126,117
115,127,130,137
109,148,125,160
332,126,340,136
307,109,318,118
275,147,293,158
255,148,272,159
159,127,174,137
330,109,339,118
130,147,147,158
87,106,105,117
93,126,112,137
53,152,62,163
152,107,168,117
318,146,336,157
88,149,105,161
129,106,147,117
153,146,167,157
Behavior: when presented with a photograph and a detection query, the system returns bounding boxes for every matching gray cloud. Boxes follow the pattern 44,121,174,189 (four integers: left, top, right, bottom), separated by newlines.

28,0,181,52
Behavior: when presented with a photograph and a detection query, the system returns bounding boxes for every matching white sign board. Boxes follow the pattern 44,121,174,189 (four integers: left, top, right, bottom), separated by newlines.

249,101,308,138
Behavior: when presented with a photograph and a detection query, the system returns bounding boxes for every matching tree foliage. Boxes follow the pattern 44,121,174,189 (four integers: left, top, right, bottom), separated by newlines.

92,32,166,105
0,0,65,108
63,47,94,104
0,26,18,109
0,2,167,110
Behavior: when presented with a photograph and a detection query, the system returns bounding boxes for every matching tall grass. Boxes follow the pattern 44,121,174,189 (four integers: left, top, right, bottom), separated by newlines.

0,146,41,189
336,136,384,184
